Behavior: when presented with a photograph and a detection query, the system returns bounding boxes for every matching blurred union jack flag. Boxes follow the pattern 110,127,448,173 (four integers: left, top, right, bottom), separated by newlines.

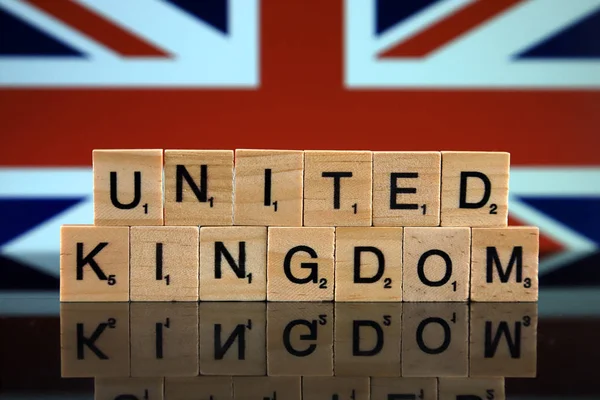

0,0,258,86
346,0,600,87
0,0,599,290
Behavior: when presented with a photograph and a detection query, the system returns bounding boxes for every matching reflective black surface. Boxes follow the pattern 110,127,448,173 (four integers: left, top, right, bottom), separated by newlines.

0,290,599,399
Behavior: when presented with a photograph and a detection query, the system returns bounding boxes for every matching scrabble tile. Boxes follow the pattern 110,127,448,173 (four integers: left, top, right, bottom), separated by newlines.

199,302,266,376
60,303,129,377
440,151,509,227
335,227,403,302
471,227,539,302
95,377,163,400
371,378,437,400
233,377,301,400
130,303,199,377
267,303,333,376
470,303,538,377
234,149,304,226
165,377,233,400
304,150,372,226
130,226,199,301
403,227,470,302
335,303,402,377
438,378,505,400
267,227,335,301
164,150,233,226
402,303,468,377
373,151,441,226
303,377,370,400
93,149,163,226
200,226,267,301
60,225,129,302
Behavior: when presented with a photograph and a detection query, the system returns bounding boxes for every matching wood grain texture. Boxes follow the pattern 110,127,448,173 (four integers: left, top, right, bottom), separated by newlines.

95,377,163,400
60,303,129,377
234,149,304,226
233,377,301,400
60,225,129,302
438,378,505,400
304,151,372,226
334,303,402,377
165,377,233,400
130,303,199,377
335,227,403,302
93,149,163,226
403,227,470,302
267,227,335,301
303,377,370,400
373,151,441,226
402,303,468,377
130,226,199,302
441,151,509,227
371,378,437,400
199,302,266,376
164,149,233,226
267,303,333,376
471,227,539,302
200,226,267,301
470,303,537,377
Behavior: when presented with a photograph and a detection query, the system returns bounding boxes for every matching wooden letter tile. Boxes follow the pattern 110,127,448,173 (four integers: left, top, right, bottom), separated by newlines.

335,227,403,302
438,378,505,400
60,303,129,377
164,150,233,226
267,227,334,301
130,303,199,377
303,377,370,400
267,303,333,376
200,226,267,301
130,226,199,301
471,227,539,302
234,149,304,226
441,151,509,227
60,225,129,302
95,377,163,400
199,303,266,376
335,303,402,377
470,303,538,377
304,150,372,226
233,377,301,400
371,378,437,400
373,151,441,226
93,149,163,226
402,303,468,377
165,377,233,400
403,227,470,302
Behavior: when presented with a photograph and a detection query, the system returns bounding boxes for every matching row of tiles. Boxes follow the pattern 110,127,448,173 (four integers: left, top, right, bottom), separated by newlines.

93,149,510,227
60,225,539,302
95,376,507,400
61,302,537,379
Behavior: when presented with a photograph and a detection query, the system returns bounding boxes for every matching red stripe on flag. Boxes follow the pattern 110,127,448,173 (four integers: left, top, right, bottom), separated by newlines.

379,0,525,58
24,0,169,57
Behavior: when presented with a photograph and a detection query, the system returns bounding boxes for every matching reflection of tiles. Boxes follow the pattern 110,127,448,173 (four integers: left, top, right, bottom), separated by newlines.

60,302,537,379
93,376,505,400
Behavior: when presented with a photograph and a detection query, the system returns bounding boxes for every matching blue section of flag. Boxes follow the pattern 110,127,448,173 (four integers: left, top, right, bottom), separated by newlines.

0,8,82,56
375,0,441,35
518,8,600,58
164,0,228,34
0,198,84,246
520,197,600,244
